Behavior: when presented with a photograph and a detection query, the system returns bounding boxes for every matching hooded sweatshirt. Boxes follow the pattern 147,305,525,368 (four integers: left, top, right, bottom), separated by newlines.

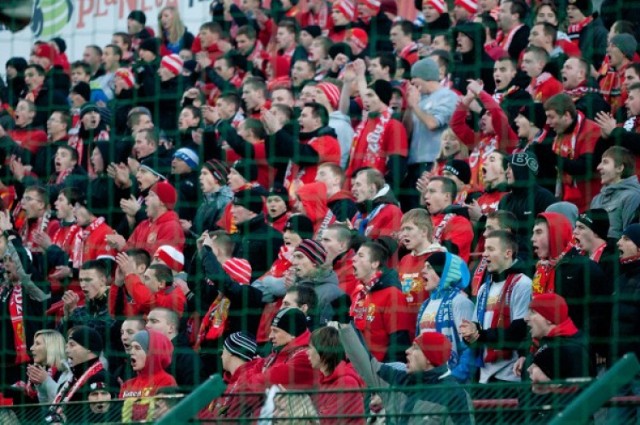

416,253,475,382
313,361,365,425
329,111,355,168
532,212,573,295
590,176,640,239
120,330,176,422
297,182,336,239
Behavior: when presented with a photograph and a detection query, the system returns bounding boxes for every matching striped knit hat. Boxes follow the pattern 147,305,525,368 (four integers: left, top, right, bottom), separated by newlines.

317,82,341,110
161,54,183,75
223,332,257,362
427,0,446,14
272,307,308,337
203,159,229,185
173,147,199,170
295,239,327,266
334,0,356,20
222,258,252,285
115,68,135,88
154,245,184,272
361,0,381,12
454,0,477,14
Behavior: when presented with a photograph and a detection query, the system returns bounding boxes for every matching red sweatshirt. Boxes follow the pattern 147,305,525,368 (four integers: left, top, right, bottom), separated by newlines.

119,330,176,422
121,273,186,317
125,210,185,255
313,361,365,425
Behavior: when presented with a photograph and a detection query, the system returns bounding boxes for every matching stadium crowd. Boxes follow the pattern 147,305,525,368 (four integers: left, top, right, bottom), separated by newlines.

0,0,640,423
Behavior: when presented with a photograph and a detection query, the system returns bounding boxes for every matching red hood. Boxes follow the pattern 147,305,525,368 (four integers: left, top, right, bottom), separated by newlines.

139,329,173,377
297,182,329,226
538,212,572,260
153,210,180,224
320,361,364,387
328,189,355,202
281,329,311,355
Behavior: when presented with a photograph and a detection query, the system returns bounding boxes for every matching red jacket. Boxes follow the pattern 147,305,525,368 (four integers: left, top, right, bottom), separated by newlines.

398,250,434,319
528,73,564,103
285,134,341,196
200,361,264,420
552,112,601,212
125,210,185,255
450,92,518,189
120,330,176,422
333,249,359,298
297,182,336,236
431,210,474,262
8,127,47,154
313,361,365,425
121,273,186,317
345,115,408,180
77,219,116,267
248,329,316,389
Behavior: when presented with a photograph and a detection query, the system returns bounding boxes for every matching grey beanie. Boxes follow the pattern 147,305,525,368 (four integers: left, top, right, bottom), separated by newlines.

411,58,440,82
611,34,638,59
133,330,150,353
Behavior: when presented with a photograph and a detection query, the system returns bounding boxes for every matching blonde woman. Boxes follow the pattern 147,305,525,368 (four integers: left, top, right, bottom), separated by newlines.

158,6,194,55
22,330,72,403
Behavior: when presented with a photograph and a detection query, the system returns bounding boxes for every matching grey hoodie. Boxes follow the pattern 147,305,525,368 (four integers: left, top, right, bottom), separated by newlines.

329,111,354,168
297,268,345,326
591,176,640,239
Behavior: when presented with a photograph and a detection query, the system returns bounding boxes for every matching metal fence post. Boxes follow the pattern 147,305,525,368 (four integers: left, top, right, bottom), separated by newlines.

156,374,227,425
550,354,640,425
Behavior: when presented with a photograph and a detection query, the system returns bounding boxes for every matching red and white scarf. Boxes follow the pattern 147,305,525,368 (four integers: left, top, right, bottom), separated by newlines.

433,213,455,243
496,24,524,52
21,211,51,253
350,108,393,171
9,286,30,364
350,271,382,327
71,217,105,269
564,80,601,102
51,360,103,411
567,17,593,45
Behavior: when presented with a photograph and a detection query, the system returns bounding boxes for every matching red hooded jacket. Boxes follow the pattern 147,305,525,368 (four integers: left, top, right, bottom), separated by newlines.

532,212,573,294
120,330,177,422
248,329,316,389
125,210,185,255
313,361,366,425
297,182,336,237
112,273,186,317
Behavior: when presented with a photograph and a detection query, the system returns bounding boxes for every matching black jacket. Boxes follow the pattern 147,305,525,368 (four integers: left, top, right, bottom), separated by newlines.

574,79,611,120
233,213,284,281
170,170,199,222
170,332,205,391
555,248,611,357
610,258,640,361
451,23,496,94
156,77,183,135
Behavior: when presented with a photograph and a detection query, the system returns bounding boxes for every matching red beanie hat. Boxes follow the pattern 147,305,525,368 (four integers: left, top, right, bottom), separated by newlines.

317,82,340,110
150,181,177,210
34,43,56,61
349,28,369,51
529,293,569,325
414,332,451,367
154,245,184,272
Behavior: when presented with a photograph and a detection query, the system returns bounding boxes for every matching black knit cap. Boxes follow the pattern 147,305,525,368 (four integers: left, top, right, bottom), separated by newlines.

284,214,314,240
519,101,547,130
444,159,471,185
370,79,393,106
426,251,447,277
268,185,289,206
302,25,322,38
577,209,610,240
233,188,264,215
71,82,91,103
272,307,308,338
128,10,146,25
231,159,258,183
224,332,257,362
139,37,160,55
203,159,229,185
93,141,116,166
69,326,104,355
51,37,66,53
